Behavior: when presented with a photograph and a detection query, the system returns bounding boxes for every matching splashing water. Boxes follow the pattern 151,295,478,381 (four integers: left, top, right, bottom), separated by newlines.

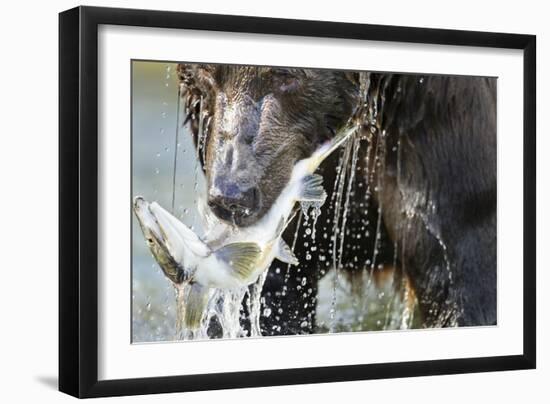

248,272,268,337
328,135,353,332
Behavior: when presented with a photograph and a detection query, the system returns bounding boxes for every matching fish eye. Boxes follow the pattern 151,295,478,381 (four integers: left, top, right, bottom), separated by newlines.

147,237,154,243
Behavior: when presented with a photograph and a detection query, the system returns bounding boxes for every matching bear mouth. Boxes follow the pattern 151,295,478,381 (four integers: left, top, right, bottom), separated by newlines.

209,201,264,227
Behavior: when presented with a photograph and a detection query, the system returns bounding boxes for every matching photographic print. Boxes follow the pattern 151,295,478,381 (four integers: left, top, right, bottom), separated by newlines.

131,60,497,343
59,8,536,396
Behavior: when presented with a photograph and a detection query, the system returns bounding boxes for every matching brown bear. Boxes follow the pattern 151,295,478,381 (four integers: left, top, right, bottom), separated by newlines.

176,63,497,334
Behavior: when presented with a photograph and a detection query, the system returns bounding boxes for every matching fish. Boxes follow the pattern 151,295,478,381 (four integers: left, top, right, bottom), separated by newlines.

134,196,265,330
134,121,359,329
133,176,319,330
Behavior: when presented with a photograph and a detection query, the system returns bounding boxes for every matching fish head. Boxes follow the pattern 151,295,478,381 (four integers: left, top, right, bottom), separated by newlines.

133,196,186,284
133,196,162,247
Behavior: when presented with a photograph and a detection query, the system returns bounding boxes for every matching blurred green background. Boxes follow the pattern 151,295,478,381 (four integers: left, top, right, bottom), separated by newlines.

132,61,207,342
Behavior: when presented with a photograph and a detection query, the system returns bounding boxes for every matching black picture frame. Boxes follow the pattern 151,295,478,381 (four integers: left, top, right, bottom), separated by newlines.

59,5,536,398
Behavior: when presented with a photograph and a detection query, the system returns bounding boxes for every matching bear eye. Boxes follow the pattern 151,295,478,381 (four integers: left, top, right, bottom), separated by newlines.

272,69,300,93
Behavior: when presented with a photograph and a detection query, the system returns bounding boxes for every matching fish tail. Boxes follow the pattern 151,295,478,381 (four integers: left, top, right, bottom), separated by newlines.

184,283,210,330
313,124,359,167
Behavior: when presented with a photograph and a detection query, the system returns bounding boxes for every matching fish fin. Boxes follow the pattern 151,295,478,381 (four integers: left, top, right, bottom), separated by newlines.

276,239,299,266
300,174,327,203
184,283,210,330
215,242,262,281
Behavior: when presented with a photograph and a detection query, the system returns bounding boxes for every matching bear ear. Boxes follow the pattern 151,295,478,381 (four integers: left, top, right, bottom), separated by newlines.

176,63,217,91
176,63,195,85
175,64,214,170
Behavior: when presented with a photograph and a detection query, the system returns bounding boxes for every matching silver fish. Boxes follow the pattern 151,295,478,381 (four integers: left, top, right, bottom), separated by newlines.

134,197,265,330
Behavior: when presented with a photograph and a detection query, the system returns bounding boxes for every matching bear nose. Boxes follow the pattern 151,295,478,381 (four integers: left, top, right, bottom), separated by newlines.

208,182,260,224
